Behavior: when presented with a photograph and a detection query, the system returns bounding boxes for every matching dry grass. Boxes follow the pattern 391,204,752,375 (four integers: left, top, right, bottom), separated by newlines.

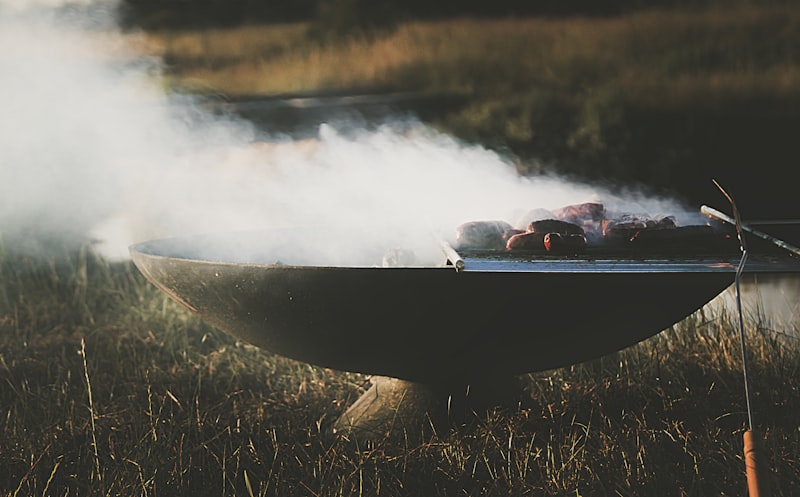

141,4,800,103
3,5,799,494
1,236,798,496
138,3,800,204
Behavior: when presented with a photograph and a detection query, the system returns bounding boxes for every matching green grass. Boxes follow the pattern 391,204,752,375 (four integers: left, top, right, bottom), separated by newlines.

1,235,799,496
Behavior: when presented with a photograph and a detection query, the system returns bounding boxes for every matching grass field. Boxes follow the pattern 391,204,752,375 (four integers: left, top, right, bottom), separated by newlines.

140,3,800,215
2,3,800,495
144,5,800,104
1,236,799,496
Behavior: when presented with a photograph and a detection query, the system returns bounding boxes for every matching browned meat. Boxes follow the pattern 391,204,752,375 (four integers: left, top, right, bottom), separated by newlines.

553,202,605,244
514,208,556,230
544,232,588,253
503,228,526,241
528,219,585,236
553,202,605,224
602,214,682,246
654,215,677,229
602,215,651,245
603,214,648,233
455,220,514,250
506,231,547,251
456,208,732,256
629,225,738,251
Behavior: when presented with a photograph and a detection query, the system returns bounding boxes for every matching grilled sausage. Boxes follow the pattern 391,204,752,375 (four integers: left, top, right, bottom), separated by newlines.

544,232,588,253
553,202,605,224
528,219,585,236
506,231,547,251
503,228,526,241
514,208,556,230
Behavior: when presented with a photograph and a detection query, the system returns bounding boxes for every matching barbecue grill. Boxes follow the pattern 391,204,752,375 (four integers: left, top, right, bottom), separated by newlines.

129,221,800,437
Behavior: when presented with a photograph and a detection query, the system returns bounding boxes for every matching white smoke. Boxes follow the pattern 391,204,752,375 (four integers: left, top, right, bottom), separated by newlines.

0,1,700,264
0,2,258,251
1,0,95,11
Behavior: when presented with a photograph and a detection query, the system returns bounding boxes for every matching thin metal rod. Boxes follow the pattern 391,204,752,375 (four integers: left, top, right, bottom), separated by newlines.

712,179,755,431
701,205,800,258
439,241,465,272
734,252,754,431
741,219,800,225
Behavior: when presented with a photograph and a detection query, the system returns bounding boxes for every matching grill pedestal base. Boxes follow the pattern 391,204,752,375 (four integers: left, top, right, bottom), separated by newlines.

332,375,525,442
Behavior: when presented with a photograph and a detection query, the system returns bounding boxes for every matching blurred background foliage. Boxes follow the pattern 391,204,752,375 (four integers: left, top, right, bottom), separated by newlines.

124,0,800,216
120,0,793,31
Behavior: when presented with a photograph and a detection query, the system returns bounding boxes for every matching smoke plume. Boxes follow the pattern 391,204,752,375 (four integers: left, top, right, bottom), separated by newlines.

0,1,700,264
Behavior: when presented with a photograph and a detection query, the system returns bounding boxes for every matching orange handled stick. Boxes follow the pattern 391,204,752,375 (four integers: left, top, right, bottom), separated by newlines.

743,430,768,497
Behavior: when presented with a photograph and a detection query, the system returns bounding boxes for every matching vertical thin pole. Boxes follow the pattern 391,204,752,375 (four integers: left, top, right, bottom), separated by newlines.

712,179,766,497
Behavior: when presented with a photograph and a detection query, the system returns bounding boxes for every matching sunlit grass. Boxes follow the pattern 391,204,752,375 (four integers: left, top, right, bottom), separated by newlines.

139,2,800,199
142,4,800,104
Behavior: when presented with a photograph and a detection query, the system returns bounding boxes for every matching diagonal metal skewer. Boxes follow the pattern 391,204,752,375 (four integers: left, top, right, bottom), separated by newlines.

439,240,465,272
700,205,800,258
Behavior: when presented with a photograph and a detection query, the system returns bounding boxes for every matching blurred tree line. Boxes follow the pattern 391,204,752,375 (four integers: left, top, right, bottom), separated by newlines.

119,0,755,31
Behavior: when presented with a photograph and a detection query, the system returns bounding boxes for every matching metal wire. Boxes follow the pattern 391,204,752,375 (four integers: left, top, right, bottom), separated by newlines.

713,179,755,430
